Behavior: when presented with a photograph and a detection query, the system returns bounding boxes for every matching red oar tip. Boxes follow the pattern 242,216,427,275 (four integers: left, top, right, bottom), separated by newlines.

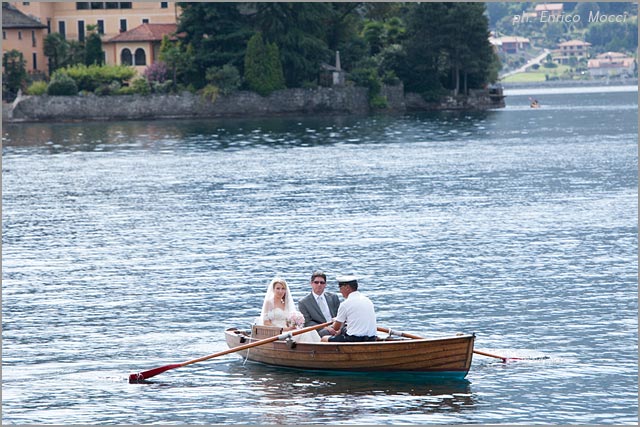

128,363,183,383
129,373,144,383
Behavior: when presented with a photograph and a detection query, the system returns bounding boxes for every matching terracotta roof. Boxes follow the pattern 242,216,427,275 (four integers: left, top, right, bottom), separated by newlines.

535,3,564,12
105,23,181,43
1,4,47,29
588,58,635,68
558,40,591,47
498,36,531,44
596,52,629,59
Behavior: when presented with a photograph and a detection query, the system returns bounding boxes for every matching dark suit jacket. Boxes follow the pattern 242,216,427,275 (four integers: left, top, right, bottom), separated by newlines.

298,292,341,337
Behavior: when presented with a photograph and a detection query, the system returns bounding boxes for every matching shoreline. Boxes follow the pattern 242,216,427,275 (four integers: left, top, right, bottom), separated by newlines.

501,77,638,89
2,85,504,124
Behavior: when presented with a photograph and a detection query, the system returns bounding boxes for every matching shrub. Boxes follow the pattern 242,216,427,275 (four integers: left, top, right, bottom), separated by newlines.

116,86,136,95
200,84,219,102
94,80,121,96
47,73,78,96
205,64,241,95
381,70,400,85
144,61,169,84
26,81,48,95
130,77,151,95
151,80,172,94
58,64,136,92
370,94,388,109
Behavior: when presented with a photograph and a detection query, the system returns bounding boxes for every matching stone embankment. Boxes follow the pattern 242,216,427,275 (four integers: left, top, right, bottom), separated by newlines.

3,84,504,123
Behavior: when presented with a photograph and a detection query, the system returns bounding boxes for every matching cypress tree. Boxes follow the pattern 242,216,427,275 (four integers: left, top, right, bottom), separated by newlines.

244,32,285,96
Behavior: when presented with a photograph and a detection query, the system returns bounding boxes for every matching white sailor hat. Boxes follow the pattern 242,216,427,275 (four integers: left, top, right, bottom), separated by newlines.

336,275,359,288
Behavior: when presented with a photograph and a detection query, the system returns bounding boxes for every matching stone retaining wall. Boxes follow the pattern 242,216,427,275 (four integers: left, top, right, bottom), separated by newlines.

3,84,503,123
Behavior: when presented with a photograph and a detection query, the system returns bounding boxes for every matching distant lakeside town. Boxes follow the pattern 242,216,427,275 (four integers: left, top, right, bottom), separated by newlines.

2,2,637,122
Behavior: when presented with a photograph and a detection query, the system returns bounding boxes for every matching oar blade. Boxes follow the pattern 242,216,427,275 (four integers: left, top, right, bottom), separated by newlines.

129,363,183,383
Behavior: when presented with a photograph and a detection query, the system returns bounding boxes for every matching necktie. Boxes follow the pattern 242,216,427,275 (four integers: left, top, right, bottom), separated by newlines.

317,294,332,322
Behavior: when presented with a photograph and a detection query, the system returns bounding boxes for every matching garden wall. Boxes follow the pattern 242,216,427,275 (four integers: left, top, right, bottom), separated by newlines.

3,85,504,123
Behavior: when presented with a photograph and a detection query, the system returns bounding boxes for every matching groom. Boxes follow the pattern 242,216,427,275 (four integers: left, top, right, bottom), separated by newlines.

298,271,341,337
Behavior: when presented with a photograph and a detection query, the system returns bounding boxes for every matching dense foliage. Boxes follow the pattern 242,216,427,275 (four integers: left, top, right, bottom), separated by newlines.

176,2,499,99
55,64,136,92
43,33,86,74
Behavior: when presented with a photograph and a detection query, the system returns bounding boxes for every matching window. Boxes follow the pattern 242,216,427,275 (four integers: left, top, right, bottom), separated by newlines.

18,31,22,40
121,48,132,65
161,2,168,8
2,31,6,40
47,19,51,34
90,2,104,9
97,20,104,35
32,52,37,70
134,48,146,66
32,30,36,47
119,19,127,32
23,1,30,5
106,2,119,9
78,20,85,42
120,2,132,8
58,21,66,39
76,2,89,9
142,18,149,24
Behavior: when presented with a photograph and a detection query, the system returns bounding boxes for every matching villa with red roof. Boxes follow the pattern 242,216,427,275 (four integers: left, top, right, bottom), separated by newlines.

104,23,181,72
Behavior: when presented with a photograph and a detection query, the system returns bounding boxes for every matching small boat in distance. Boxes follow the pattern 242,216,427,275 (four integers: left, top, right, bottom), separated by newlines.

225,325,475,380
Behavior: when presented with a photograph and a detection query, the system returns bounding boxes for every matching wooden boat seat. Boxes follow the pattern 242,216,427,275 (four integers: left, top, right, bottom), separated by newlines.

251,325,283,339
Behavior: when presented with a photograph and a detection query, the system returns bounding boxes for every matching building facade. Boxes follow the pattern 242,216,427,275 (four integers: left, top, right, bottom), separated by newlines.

554,40,591,64
588,52,636,77
3,1,179,75
2,3,48,77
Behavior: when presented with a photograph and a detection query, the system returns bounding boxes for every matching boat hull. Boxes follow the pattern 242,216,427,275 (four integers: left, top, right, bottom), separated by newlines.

225,327,475,379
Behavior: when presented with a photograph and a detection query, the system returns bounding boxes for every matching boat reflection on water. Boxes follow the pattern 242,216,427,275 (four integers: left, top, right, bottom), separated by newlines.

227,361,475,414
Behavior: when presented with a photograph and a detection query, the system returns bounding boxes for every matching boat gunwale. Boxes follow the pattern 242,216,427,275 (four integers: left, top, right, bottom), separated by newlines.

225,327,475,348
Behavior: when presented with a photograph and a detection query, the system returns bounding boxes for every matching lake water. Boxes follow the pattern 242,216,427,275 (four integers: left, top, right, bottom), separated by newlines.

2,86,638,424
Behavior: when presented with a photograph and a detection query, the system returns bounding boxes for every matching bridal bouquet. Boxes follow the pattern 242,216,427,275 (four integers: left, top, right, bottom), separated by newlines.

286,311,305,329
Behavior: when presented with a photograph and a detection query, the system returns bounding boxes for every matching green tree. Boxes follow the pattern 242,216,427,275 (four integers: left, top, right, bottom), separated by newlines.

255,2,332,87
440,3,496,95
177,2,253,88
43,33,69,73
244,32,285,96
2,50,28,101
362,21,385,55
84,25,104,66
398,3,496,98
159,35,195,89
398,2,450,96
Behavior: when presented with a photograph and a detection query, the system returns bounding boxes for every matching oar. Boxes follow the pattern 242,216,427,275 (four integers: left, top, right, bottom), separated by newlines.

377,326,546,363
129,321,332,383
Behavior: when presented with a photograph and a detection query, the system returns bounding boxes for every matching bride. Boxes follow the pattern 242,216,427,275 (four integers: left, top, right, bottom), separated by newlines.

259,277,321,343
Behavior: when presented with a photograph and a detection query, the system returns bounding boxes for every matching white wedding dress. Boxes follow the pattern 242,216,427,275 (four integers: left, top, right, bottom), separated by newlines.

259,278,321,344
263,307,321,343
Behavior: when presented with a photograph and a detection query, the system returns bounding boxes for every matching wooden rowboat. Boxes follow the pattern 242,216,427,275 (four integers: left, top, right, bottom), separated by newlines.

225,325,475,380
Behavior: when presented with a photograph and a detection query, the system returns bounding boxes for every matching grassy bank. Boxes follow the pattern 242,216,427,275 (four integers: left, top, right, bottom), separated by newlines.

502,64,575,83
